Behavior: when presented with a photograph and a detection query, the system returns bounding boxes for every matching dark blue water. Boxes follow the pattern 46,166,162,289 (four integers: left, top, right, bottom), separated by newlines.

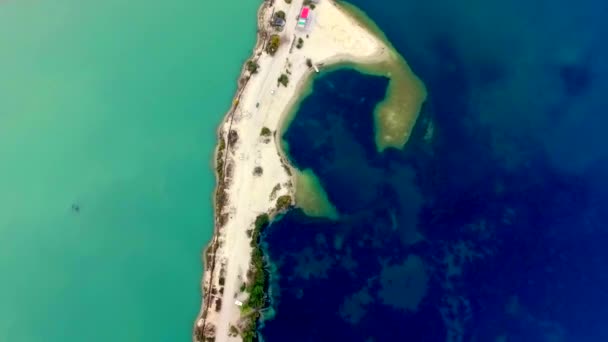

260,1,608,341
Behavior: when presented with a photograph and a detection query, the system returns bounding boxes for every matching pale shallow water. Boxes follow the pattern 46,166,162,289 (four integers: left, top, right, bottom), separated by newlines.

0,0,258,340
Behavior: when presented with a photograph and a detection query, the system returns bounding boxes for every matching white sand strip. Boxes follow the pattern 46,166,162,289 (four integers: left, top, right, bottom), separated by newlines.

193,1,409,341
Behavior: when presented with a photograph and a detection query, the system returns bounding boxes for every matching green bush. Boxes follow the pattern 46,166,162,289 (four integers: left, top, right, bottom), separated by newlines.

275,10,286,20
250,213,269,247
266,34,281,55
278,74,289,87
246,60,259,74
239,213,270,341
260,127,272,137
216,138,226,175
296,37,304,49
242,326,256,342
275,195,292,212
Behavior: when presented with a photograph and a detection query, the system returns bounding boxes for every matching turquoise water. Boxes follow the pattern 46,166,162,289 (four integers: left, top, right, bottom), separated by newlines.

0,0,258,340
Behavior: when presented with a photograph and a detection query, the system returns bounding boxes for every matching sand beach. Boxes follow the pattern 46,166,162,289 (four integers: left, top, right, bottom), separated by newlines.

193,1,423,340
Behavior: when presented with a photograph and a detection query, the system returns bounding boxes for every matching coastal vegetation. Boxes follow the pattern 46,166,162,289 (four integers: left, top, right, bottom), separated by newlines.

260,127,272,144
215,136,229,228
228,130,239,148
239,213,271,341
275,195,292,212
242,322,257,342
239,76,250,87
229,325,239,337
260,127,272,137
215,138,226,178
204,240,219,268
246,60,259,74
284,0,292,3
296,37,304,49
253,166,263,176
275,10,286,20
306,58,313,68
280,158,293,176
251,214,269,250
266,34,281,55
269,183,281,200
278,74,289,87
302,0,316,9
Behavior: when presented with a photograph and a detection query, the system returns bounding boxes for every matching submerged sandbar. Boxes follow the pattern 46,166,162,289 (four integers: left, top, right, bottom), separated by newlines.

341,3,427,152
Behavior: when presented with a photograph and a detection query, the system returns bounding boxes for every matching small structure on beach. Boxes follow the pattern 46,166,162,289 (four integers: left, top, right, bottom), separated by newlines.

270,11,286,31
272,17,286,29
297,7,311,31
